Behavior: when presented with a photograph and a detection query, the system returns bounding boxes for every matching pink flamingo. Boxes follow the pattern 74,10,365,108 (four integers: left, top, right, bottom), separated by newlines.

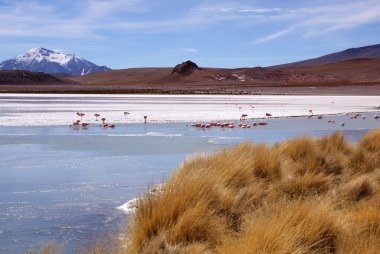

77,112,85,122
101,118,106,124
144,116,147,123
70,120,81,127
265,113,272,120
94,113,100,121
124,112,130,117
82,123,89,128
240,114,248,121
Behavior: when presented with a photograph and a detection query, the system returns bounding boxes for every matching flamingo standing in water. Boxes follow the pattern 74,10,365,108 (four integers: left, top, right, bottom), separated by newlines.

101,118,106,124
124,112,130,117
94,113,100,121
144,116,147,123
265,113,272,120
77,112,85,122
70,120,81,127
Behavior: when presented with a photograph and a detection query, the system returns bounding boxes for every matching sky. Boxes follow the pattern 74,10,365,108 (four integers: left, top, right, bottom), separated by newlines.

0,0,379,69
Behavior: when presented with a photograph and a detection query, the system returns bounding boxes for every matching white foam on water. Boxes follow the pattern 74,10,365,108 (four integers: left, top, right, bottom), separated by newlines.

1,94,379,126
116,198,139,215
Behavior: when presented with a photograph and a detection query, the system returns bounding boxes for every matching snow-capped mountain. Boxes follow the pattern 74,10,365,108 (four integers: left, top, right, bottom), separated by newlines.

0,48,110,76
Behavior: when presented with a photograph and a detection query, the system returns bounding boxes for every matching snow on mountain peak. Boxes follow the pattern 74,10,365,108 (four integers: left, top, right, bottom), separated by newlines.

16,47,76,65
0,47,110,76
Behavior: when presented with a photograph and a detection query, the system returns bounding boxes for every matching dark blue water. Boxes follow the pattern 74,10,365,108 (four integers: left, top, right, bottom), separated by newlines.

0,114,379,253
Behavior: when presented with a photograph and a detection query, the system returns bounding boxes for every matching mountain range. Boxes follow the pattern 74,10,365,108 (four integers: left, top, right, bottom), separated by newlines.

0,48,110,76
0,44,380,94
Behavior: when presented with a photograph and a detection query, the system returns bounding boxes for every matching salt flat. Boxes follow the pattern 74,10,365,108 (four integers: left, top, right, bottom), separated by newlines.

0,94,379,126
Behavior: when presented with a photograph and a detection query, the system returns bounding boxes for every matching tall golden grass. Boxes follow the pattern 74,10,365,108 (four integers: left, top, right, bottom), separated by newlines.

30,129,380,253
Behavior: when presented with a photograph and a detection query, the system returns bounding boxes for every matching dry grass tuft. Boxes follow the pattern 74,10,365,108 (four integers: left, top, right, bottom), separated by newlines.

272,173,332,200
26,242,62,254
218,199,342,254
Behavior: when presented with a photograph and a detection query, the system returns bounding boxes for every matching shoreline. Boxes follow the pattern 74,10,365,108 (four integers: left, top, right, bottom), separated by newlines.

1,93,379,127
1,83,380,96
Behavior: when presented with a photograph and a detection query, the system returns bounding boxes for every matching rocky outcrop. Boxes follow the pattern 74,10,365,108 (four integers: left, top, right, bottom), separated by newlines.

171,60,200,75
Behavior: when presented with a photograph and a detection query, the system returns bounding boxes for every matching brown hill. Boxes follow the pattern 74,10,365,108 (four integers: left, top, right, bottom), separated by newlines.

275,44,380,68
0,70,63,85
283,58,380,82
69,62,333,87
2,59,380,95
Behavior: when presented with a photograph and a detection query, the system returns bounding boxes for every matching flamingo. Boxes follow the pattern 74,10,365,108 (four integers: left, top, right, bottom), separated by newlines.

70,120,81,127
341,122,345,127
317,115,323,119
124,112,130,117
240,114,248,121
144,115,147,123
374,115,380,119
77,112,85,122
101,118,106,124
94,113,100,121
265,113,272,120
82,123,89,128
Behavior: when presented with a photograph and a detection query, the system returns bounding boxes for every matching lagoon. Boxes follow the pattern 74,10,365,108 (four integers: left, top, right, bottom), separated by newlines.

0,94,379,253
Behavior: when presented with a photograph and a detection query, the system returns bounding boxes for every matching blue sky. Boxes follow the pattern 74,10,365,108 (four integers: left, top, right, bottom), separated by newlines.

0,0,379,69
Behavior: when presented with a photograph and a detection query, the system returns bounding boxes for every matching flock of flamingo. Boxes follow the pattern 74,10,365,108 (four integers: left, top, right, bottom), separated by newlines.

189,110,380,129
70,111,149,129
69,106,379,130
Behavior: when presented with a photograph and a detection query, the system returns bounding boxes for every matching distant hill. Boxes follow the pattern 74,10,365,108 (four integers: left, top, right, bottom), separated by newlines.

0,48,111,76
69,60,332,86
282,58,380,82
0,70,64,85
275,44,380,68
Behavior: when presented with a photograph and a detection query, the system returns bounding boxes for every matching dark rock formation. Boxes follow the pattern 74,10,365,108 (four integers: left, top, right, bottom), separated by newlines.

171,60,200,75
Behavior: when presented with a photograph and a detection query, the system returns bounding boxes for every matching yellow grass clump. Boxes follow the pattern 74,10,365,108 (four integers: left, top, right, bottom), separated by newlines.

36,129,380,253
126,129,380,254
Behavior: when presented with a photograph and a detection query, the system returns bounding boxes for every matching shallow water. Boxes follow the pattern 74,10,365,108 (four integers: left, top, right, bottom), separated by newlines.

0,105,380,253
